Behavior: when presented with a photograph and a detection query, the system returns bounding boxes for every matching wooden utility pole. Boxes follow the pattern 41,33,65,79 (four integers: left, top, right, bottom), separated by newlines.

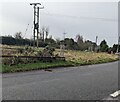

95,36,98,52
117,36,120,53
36,7,39,47
96,36,98,45
63,32,66,40
60,32,67,57
30,3,44,47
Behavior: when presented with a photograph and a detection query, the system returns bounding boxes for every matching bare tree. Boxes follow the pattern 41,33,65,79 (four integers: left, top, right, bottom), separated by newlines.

56,38,60,44
42,27,45,41
49,35,52,39
76,34,83,44
14,32,22,39
45,27,49,39
39,29,42,40
76,34,84,50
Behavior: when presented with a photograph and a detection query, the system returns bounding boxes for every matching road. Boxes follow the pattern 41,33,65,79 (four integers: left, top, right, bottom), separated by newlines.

2,61,118,100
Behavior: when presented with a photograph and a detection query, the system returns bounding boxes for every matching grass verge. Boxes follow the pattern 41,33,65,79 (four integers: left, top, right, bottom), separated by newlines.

1,57,118,73
1,61,73,73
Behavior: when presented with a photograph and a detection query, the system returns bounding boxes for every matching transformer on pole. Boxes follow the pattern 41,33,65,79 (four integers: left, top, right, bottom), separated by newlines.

30,3,44,47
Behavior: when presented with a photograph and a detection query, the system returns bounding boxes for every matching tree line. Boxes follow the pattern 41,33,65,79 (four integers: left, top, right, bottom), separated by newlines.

0,31,119,53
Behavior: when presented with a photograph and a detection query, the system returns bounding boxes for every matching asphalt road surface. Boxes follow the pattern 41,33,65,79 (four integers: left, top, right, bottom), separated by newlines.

2,61,119,100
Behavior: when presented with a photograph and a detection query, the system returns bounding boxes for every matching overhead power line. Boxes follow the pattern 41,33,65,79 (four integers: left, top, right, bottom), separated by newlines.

23,24,29,38
41,12,117,22
97,36,118,38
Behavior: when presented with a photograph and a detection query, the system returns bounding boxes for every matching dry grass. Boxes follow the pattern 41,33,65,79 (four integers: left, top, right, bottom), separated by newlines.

1,44,43,56
1,44,118,64
55,49,118,64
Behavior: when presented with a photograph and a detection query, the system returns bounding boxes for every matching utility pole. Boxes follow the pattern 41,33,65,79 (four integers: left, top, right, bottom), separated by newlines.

95,36,98,45
30,3,44,47
37,7,39,47
117,36,120,53
94,36,98,52
60,32,66,57
63,32,66,40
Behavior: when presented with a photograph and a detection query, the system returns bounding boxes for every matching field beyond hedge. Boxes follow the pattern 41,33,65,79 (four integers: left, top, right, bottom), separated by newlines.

1,45,118,73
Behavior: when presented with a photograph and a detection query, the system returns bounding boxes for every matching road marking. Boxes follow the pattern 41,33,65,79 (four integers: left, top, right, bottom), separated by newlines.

110,90,120,98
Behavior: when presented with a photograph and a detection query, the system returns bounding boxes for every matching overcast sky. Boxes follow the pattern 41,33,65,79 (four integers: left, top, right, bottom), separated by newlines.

0,1,118,46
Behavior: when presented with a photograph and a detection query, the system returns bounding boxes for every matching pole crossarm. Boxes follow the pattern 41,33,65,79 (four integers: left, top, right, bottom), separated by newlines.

30,3,41,6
